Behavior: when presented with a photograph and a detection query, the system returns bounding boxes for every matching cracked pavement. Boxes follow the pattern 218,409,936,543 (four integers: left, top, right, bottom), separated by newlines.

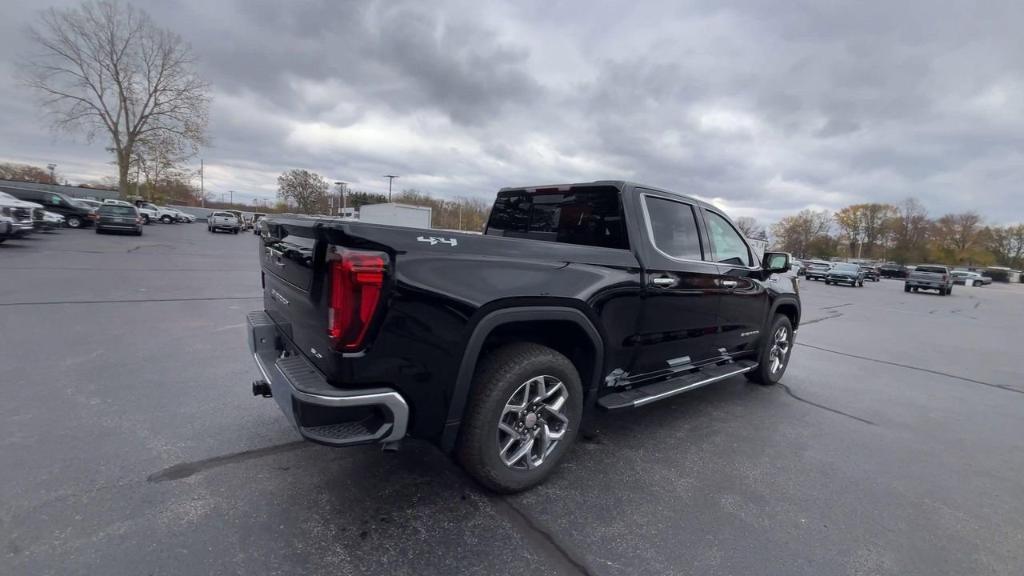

2,227,1024,575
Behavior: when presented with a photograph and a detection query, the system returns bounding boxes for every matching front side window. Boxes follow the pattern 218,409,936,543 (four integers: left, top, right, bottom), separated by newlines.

643,196,703,261
485,186,628,249
705,211,753,267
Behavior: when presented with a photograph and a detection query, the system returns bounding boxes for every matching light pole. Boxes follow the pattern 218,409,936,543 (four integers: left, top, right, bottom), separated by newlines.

47,163,57,184
229,190,235,206
334,181,347,216
199,159,204,208
384,175,398,202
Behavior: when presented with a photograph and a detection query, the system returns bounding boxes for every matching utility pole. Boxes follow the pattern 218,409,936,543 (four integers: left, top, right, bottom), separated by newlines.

384,175,398,202
334,181,347,217
47,163,57,184
458,200,463,230
229,190,234,206
200,159,205,208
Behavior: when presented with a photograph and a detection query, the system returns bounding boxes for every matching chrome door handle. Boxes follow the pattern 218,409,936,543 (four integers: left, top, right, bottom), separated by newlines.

650,277,677,288
720,279,738,288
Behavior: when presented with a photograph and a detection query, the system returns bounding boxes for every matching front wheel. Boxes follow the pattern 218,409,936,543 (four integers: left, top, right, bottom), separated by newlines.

457,342,583,493
746,315,793,385
142,215,151,225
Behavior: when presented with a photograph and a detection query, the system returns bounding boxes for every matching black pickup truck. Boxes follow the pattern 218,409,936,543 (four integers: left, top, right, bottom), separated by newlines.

247,181,800,492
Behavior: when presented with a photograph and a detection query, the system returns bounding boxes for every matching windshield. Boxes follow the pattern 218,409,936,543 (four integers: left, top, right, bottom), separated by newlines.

834,263,859,272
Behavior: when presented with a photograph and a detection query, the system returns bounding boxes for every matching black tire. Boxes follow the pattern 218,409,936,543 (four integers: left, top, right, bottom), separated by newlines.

161,215,173,224
142,214,151,225
66,215,83,229
746,314,794,385
456,342,583,493
233,228,239,234
913,287,919,292
904,284,911,292
858,280,864,287
95,227,103,234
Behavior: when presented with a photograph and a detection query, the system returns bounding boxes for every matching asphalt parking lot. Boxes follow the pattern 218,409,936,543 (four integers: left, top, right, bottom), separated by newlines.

2,224,1023,576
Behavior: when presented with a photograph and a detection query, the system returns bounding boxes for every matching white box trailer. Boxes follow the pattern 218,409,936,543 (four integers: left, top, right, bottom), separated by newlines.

358,203,432,229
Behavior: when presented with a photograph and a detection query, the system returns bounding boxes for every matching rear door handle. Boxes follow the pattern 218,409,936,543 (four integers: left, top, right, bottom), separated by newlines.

650,276,677,288
720,279,738,288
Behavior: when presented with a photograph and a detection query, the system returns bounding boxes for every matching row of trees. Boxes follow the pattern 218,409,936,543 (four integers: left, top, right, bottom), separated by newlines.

769,199,1024,269
276,169,492,230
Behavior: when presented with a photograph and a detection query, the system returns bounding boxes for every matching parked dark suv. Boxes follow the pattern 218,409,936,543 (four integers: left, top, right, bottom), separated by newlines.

879,263,908,278
0,187,95,229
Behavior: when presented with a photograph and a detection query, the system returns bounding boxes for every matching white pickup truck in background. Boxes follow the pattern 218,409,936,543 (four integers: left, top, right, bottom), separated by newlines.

207,211,241,234
905,265,954,295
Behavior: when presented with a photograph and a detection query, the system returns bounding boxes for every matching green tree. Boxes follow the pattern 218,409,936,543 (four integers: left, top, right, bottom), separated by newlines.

277,169,328,214
770,209,833,259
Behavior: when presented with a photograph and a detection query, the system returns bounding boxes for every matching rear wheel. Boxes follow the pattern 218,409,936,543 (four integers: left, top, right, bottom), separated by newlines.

161,215,173,224
746,314,793,385
66,215,83,228
904,284,911,292
457,342,583,493
142,214,150,224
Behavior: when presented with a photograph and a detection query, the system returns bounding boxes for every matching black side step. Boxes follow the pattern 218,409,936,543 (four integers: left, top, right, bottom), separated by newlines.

598,360,758,410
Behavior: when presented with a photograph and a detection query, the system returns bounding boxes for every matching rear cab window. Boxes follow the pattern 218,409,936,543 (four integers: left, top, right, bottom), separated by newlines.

916,266,948,274
485,185,629,249
100,206,137,216
642,195,703,261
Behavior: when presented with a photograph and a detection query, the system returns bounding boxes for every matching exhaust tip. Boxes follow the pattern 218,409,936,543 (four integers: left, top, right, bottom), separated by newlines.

252,380,272,398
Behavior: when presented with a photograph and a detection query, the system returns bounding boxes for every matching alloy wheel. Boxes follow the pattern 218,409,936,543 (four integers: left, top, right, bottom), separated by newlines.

768,326,790,374
497,375,569,470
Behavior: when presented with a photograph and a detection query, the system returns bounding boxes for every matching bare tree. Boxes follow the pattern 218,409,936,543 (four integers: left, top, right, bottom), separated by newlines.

277,169,329,214
734,216,766,239
20,0,209,196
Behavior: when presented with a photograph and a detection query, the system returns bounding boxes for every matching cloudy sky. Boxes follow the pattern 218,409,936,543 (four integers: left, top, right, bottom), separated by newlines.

1,0,1023,223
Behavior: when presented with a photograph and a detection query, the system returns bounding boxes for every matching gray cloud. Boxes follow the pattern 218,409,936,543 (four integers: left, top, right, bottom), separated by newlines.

1,0,1023,224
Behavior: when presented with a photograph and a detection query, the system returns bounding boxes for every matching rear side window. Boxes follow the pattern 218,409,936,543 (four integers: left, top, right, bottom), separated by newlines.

643,196,703,261
485,186,628,249
705,211,753,267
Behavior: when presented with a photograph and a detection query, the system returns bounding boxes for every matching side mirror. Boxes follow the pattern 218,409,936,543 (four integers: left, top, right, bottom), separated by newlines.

763,252,791,274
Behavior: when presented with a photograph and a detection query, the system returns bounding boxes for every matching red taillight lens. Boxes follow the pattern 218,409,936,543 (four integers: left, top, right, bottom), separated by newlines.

942,274,949,282
327,249,387,351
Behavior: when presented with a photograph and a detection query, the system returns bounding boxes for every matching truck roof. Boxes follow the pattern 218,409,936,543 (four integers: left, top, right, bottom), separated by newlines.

497,180,715,211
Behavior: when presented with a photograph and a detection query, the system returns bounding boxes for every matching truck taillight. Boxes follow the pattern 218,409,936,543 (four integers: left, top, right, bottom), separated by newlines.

942,274,949,282
327,249,387,351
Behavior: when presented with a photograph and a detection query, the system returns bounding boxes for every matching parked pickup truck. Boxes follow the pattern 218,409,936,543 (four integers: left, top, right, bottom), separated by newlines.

247,181,801,492
905,265,953,295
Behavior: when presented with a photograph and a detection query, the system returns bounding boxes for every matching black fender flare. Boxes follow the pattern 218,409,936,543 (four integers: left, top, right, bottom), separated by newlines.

767,296,801,330
439,306,604,452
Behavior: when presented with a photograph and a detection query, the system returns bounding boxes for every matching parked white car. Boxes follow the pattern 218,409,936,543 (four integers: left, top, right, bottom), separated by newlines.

0,191,40,236
133,201,179,224
164,207,195,223
0,214,15,243
41,210,66,230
